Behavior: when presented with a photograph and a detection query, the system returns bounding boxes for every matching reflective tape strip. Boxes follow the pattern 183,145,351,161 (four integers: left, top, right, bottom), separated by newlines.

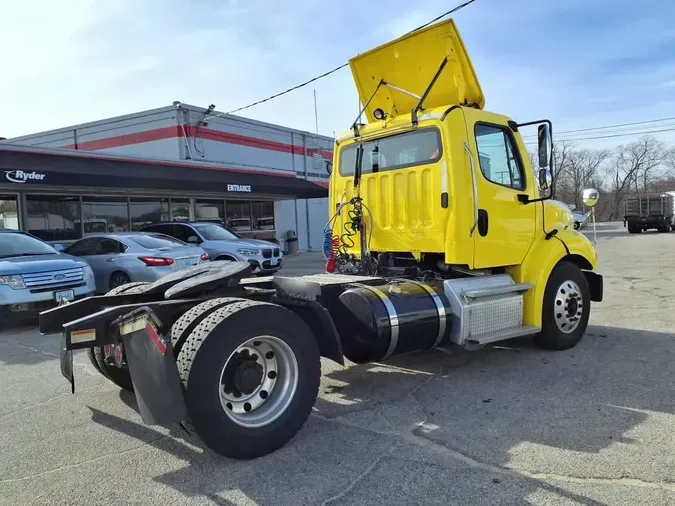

145,321,167,356
70,328,96,344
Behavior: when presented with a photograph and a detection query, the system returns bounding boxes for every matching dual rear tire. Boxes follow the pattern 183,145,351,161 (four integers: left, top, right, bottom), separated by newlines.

176,300,321,459
86,281,150,392
87,282,321,459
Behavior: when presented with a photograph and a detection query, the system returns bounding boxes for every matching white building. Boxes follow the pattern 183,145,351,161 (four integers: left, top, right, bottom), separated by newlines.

0,102,333,252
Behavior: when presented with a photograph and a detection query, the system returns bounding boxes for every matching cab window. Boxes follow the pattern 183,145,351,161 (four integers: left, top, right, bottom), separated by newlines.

339,128,442,176
475,124,525,190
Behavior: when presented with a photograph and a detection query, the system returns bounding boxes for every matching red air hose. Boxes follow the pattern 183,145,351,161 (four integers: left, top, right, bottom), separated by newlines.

325,234,339,273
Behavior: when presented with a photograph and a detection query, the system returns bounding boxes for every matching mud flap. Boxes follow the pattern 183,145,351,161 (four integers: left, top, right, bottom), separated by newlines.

60,331,75,394
120,313,187,426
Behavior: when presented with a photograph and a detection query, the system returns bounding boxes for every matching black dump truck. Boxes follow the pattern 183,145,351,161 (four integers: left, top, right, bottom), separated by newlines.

623,192,675,233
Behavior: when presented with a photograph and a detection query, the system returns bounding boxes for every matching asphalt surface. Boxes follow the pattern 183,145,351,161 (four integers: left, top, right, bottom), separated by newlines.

1,223,675,506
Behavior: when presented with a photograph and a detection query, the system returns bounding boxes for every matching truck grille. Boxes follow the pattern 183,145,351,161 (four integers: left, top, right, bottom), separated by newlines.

262,248,273,259
21,267,84,292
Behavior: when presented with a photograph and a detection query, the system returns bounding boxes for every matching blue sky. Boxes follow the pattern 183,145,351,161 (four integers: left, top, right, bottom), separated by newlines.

2,0,675,151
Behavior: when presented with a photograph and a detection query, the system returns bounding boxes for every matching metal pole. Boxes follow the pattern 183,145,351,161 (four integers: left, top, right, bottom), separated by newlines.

592,208,597,246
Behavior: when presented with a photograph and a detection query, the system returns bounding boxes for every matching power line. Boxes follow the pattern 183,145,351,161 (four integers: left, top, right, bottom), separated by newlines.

522,126,675,146
520,116,675,139
210,0,478,119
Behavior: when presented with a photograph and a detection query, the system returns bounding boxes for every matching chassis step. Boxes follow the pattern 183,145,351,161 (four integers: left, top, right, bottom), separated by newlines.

443,274,535,346
465,325,541,346
463,282,533,299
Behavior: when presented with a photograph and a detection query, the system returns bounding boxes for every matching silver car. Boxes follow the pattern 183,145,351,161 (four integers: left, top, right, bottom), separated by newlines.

0,230,96,318
139,221,283,276
64,232,209,293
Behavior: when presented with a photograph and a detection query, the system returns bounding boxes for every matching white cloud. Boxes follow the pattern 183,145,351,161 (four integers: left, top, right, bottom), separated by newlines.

1,0,674,154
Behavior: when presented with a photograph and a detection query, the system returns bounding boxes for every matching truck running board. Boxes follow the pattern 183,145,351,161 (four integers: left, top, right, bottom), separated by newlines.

443,274,535,346
465,325,541,347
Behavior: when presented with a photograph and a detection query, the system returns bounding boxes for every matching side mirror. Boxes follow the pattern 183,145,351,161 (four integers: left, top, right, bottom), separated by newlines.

53,243,65,252
582,188,599,208
538,168,552,191
325,160,333,176
187,236,200,244
537,123,551,168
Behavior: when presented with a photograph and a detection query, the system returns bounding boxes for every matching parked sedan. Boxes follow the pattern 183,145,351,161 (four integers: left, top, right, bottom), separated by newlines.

0,230,96,319
64,232,209,293
139,221,283,276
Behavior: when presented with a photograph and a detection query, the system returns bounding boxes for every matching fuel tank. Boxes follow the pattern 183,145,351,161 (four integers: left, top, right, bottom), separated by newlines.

335,280,452,364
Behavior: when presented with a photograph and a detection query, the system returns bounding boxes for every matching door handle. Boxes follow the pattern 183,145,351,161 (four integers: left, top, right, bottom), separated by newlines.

106,258,115,262
477,209,489,237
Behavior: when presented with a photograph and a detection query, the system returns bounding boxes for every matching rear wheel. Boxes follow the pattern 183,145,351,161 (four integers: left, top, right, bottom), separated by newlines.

177,300,321,459
534,261,591,351
88,281,150,392
169,297,246,356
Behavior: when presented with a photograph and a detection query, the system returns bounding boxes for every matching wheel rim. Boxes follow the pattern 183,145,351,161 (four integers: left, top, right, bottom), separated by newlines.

111,275,129,288
553,280,584,334
218,335,298,428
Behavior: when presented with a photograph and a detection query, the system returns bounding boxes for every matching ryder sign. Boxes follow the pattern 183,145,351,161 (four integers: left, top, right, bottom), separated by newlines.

5,170,46,183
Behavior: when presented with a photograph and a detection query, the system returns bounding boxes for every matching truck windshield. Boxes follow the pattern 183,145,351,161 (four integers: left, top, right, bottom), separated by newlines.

339,128,442,176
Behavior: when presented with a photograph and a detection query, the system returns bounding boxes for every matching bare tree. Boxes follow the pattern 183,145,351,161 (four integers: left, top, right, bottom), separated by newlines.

604,135,667,219
663,146,675,179
564,149,610,208
525,134,674,221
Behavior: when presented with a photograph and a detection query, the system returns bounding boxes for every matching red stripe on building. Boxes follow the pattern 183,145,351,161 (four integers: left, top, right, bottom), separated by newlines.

1,145,299,179
63,125,334,160
64,126,180,151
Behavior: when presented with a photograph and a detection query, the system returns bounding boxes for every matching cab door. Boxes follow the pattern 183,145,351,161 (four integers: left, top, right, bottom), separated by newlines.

469,121,536,269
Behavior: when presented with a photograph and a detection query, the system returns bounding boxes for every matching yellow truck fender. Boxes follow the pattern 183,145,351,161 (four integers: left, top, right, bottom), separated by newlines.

507,230,602,328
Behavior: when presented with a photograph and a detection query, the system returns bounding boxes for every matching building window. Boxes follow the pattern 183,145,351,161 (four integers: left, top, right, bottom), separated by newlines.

130,197,169,230
82,196,129,234
25,195,81,242
226,200,252,232
0,195,19,230
170,198,191,222
195,199,225,223
252,201,275,231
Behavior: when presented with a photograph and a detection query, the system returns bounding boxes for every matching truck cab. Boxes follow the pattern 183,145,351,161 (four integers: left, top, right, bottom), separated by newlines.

328,18,602,332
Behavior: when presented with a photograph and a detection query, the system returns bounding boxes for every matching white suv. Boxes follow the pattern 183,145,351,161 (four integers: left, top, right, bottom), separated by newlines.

139,222,283,276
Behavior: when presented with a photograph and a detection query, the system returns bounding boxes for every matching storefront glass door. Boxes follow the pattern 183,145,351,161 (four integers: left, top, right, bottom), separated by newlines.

0,194,19,230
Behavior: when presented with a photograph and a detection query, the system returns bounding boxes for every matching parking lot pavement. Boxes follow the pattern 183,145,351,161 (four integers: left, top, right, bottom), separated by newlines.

2,223,675,505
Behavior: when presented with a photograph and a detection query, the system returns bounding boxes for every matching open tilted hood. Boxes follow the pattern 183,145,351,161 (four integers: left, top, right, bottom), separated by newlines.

348,18,485,123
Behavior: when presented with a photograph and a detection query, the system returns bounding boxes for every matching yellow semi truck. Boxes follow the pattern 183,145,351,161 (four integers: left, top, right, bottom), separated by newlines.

39,18,603,460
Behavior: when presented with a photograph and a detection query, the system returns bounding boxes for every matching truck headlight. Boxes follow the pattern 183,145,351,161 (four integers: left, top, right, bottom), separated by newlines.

236,248,260,257
82,265,94,281
0,275,25,289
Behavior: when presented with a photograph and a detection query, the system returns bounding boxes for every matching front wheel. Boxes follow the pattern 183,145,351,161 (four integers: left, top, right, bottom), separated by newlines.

177,300,321,459
534,261,591,351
